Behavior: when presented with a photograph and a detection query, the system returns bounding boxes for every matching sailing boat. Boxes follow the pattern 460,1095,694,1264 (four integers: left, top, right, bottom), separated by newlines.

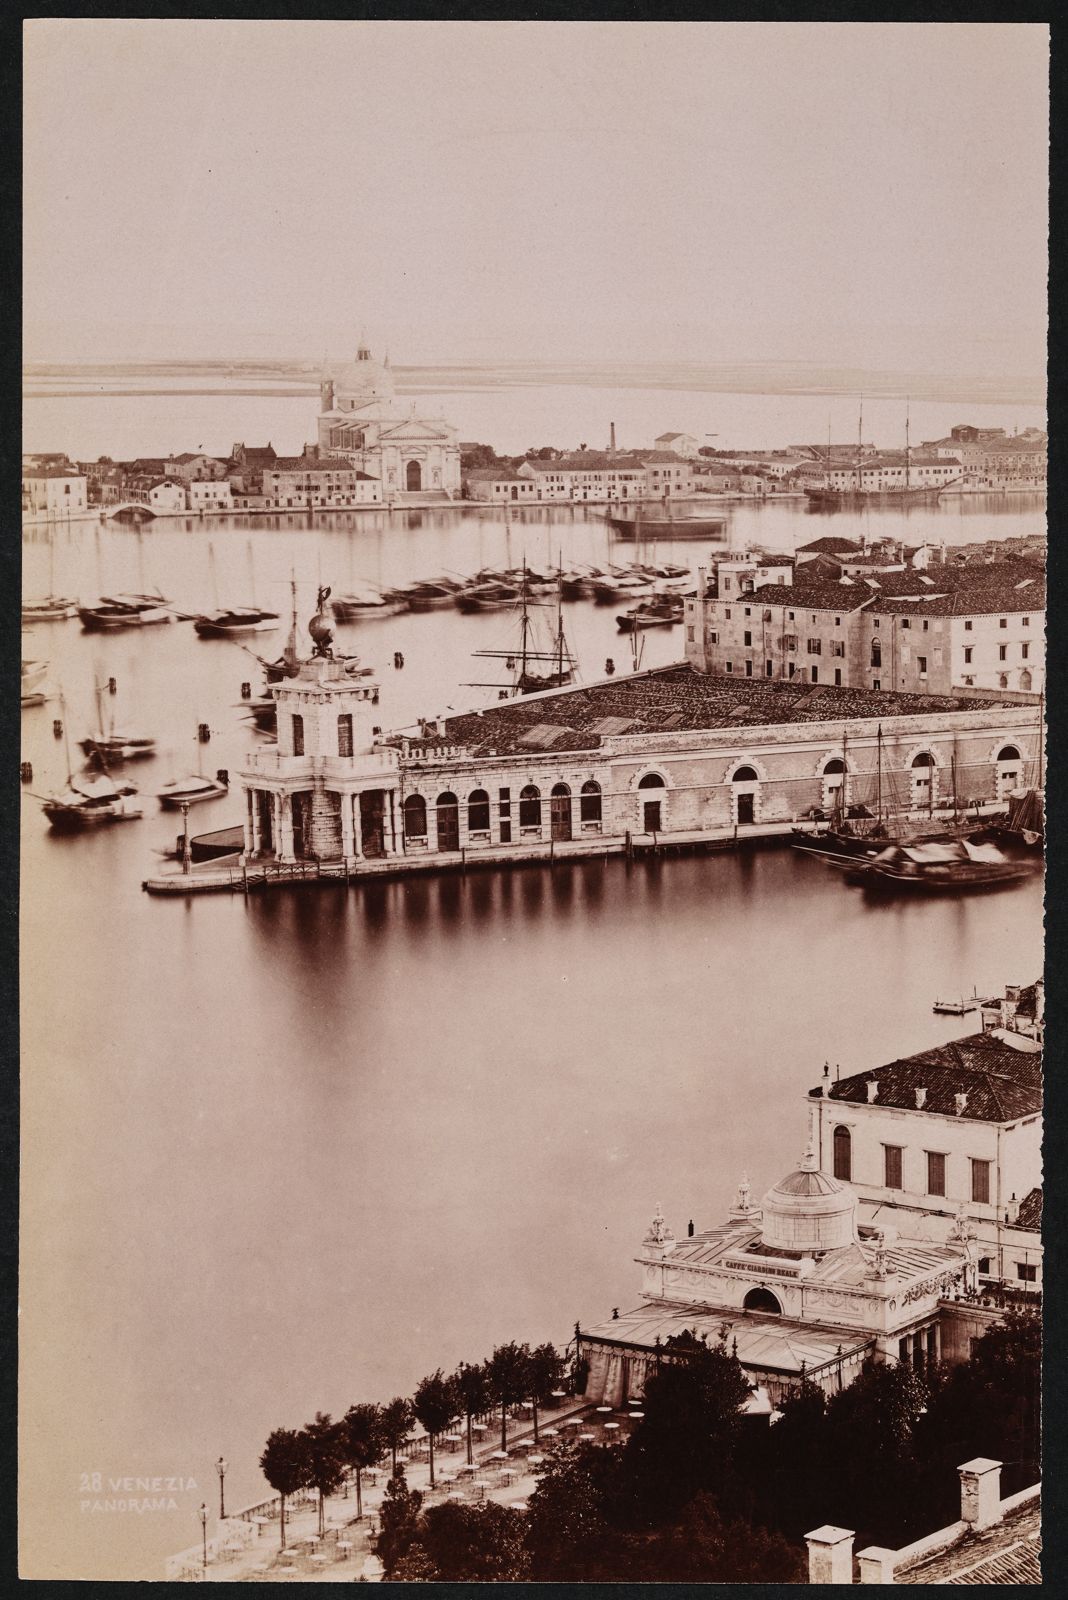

804,399,953,509
21,656,48,705
22,517,77,621
79,525,172,629
78,673,156,763
40,690,143,831
193,542,280,636
156,723,229,808
468,567,577,696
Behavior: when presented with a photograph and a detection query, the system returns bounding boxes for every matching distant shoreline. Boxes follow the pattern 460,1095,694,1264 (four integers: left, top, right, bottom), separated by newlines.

21,359,1046,409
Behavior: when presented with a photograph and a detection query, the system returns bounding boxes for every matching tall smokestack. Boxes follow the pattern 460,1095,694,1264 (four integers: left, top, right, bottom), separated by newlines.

610,422,616,453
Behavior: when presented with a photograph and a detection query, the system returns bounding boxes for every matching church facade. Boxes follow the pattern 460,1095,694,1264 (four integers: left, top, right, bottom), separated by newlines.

316,342,461,498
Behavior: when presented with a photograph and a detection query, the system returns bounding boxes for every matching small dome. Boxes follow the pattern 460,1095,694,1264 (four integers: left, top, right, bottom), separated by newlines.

761,1144,857,1254
331,346,395,408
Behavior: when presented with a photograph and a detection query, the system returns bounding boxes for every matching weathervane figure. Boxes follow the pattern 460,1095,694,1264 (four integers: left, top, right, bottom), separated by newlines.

309,585,335,659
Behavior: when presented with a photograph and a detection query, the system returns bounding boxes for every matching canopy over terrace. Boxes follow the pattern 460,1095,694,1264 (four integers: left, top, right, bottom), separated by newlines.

578,1303,873,1405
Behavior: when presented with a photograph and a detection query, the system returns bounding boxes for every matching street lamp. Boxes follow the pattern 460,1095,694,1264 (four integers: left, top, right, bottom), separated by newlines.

199,1502,208,1577
216,1457,228,1520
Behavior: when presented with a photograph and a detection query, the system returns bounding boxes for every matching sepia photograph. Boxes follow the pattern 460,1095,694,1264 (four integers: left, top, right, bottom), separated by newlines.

19,18,1046,1583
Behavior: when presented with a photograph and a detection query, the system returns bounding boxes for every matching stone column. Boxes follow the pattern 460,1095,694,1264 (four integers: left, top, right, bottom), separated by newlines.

958,1459,1003,1531
426,797,439,852
340,793,355,861
278,794,295,861
384,791,397,855
245,790,257,857
350,794,363,859
805,1526,854,1586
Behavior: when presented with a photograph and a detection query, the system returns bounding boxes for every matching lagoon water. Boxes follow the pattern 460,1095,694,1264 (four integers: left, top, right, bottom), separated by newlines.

19,380,1046,1577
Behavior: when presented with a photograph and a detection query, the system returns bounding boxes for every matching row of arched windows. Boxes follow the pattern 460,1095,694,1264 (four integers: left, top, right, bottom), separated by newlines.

401,782,603,839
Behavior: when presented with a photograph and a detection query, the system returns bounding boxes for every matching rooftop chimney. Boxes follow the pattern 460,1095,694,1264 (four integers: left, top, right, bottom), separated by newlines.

958,1458,1004,1530
821,1062,831,1098
915,1087,927,1109
1005,1192,1020,1224
866,1079,879,1102
954,1092,968,1117
610,422,617,453
805,1526,855,1586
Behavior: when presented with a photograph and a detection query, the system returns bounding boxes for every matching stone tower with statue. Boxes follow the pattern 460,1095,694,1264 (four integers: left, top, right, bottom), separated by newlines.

238,590,403,866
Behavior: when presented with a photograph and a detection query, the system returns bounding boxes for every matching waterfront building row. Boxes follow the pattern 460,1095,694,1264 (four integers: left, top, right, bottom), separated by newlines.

465,449,695,504
684,558,1045,696
235,653,1041,876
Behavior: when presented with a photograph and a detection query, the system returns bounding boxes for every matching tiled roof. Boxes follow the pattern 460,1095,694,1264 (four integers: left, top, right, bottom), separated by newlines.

636,450,691,464
23,466,83,479
866,578,1045,617
267,456,362,472
898,1500,1040,1584
796,537,864,555
809,1032,1042,1123
1013,1186,1042,1231
395,665,1004,760
523,452,648,474
579,1303,873,1375
466,467,524,481
718,582,872,611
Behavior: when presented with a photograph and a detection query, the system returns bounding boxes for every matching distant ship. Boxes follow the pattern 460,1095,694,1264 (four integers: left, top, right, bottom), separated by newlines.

805,402,957,511
606,505,727,540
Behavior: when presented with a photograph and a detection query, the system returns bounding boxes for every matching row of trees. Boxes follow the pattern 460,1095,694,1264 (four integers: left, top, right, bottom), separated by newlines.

372,1308,1040,1582
259,1341,566,1548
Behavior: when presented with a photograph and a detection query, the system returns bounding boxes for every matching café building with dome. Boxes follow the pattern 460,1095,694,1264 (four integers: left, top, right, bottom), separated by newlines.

577,1136,978,1405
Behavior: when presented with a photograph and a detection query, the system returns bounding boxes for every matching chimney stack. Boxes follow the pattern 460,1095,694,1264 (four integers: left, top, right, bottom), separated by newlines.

610,422,617,453
866,1079,879,1102
805,1526,855,1585
954,1091,968,1117
915,1087,927,1109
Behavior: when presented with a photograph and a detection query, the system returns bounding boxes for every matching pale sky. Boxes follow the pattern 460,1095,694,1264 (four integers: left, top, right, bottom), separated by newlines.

23,20,1049,375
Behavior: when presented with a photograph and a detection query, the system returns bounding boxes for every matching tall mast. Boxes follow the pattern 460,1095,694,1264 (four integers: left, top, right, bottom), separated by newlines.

905,398,911,493
856,398,863,493
875,723,883,823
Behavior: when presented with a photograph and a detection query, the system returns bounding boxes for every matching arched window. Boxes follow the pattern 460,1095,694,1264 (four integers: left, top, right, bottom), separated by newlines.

436,792,459,851
1019,670,1033,692
580,779,602,822
910,751,934,768
823,757,846,774
833,1125,852,1181
467,789,491,832
403,793,427,839
732,765,759,783
743,1287,782,1315
519,784,541,828
870,639,882,668
997,745,1021,763
638,771,666,789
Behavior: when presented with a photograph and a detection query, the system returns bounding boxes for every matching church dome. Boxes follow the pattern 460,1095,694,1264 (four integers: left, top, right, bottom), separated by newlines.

331,344,395,409
760,1145,857,1254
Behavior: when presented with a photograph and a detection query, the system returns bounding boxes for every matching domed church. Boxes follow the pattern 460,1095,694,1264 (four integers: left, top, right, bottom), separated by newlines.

577,1131,979,1407
316,340,461,498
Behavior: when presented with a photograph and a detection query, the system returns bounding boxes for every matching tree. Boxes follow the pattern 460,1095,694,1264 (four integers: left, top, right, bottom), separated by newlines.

822,1356,929,1543
487,1342,533,1452
608,1493,805,1583
421,1500,530,1580
527,1342,565,1444
379,1395,415,1475
756,1377,831,1538
412,1369,460,1489
625,1331,751,1519
525,1439,628,1581
454,1361,493,1465
259,1428,310,1552
299,1411,347,1537
376,1469,424,1578
341,1403,386,1520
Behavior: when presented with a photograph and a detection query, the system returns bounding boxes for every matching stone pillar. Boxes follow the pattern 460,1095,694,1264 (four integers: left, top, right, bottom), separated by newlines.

245,790,256,856
278,794,295,861
250,791,263,854
856,1547,895,1584
426,797,439,852
958,1459,1003,1530
350,795,363,859
805,1526,854,1585
385,791,397,855
340,794,355,861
